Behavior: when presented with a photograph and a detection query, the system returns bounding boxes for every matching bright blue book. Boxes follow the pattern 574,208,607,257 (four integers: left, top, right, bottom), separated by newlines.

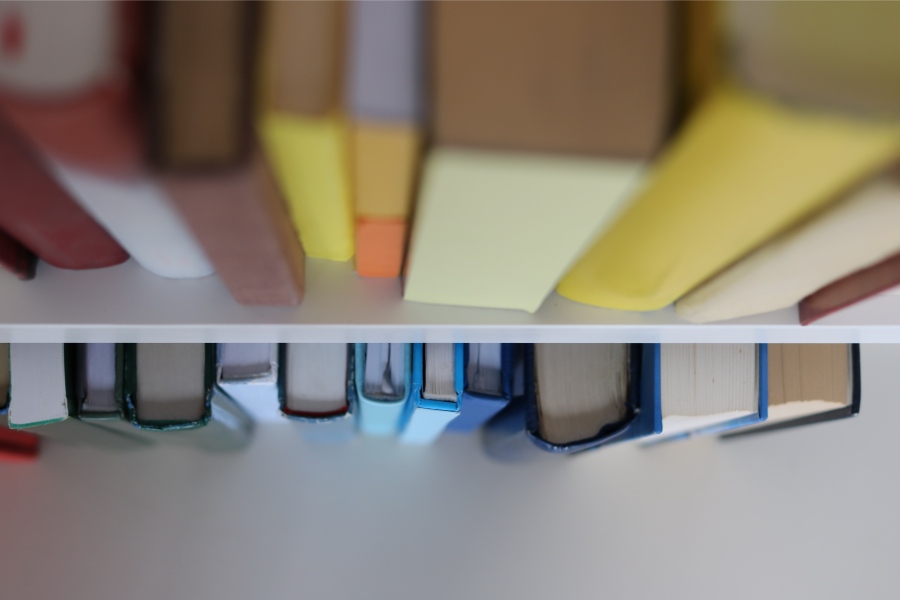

483,344,661,461
355,343,412,437
445,344,515,433
278,344,357,444
644,344,767,445
398,343,463,445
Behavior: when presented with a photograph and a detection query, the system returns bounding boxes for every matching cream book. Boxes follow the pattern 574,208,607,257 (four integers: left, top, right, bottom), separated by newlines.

403,148,644,313
651,344,763,442
677,174,900,323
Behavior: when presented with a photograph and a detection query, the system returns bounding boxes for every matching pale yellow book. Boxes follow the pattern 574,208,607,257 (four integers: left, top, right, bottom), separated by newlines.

557,86,900,312
676,175,900,323
259,113,354,262
403,148,644,313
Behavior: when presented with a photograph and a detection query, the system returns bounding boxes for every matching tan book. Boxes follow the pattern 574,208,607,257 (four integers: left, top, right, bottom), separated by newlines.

724,345,860,438
263,0,344,116
163,146,306,306
148,0,255,170
431,0,673,158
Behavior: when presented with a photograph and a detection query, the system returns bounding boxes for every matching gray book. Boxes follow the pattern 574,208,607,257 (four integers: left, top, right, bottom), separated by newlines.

346,0,425,123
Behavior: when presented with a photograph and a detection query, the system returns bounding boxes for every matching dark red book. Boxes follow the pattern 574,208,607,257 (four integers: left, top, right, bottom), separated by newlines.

0,112,128,269
0,228,36,280
800,252,900,325
0,427,40,462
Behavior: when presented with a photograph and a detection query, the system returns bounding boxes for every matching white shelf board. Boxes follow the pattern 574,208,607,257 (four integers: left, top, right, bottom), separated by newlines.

0,257,898,342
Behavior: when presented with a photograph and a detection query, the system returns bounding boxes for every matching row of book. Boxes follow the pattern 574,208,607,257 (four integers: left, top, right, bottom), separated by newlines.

1,2,898,324
0,342,861,462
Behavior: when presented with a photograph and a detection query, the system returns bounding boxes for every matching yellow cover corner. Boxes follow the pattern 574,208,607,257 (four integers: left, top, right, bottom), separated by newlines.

259,112,354,262
557,86,900,312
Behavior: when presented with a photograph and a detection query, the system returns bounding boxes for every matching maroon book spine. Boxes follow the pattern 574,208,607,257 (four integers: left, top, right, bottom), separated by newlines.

800,252,900,325
0,112,128,269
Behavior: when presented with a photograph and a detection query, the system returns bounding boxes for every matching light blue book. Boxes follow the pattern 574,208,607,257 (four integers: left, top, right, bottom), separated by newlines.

355,343,412,437
398,344,463,445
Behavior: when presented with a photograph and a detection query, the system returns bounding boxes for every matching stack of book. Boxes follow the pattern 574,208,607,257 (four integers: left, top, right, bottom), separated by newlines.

0,2,899,324
0,342,861,462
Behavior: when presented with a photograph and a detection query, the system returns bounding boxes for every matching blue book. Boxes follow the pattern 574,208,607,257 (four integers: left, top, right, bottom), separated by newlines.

445,344,515,433
355,343,412,437
483,344,660,460
645,344,767,444
399,344,463,445
278,344,357,444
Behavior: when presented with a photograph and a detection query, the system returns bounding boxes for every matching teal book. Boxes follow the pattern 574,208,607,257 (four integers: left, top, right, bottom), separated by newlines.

355,343,412,437
398,343,463,445
121,344,253,451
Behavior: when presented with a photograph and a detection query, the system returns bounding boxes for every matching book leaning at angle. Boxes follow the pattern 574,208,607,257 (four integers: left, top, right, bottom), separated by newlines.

121,344,253,451
0,343,39,460
279,344,357,443
404,149,644,313
398,344,462,446
724,344,860,439
676,172,900,323
355,343,411,437
216,344,281,423
648,344,766,444
483,344,661,461
446,344,516,434
557,87,900,312
800,252,900,325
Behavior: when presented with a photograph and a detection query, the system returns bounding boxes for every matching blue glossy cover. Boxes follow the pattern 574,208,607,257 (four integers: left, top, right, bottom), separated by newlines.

399,344,463,445
277,344,357,444
483,344,660,460
446,344,515,433
645,344,768,444
355,343,412,437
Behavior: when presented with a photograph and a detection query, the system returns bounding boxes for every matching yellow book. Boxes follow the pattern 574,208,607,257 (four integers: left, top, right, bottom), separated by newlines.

404,148,644,313
259,113,354,262
557,86,900,312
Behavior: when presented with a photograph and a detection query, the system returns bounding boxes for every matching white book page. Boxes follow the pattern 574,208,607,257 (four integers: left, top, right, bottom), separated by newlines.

9,344,68,426
424,344,456,401
219,344,276,381
466,344,502,396
363,344,406,400
82,343,116,413
136,344,206,422
285,344,347,415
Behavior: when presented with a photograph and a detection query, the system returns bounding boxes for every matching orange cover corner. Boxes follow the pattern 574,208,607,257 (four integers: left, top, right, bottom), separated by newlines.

355,218,406,278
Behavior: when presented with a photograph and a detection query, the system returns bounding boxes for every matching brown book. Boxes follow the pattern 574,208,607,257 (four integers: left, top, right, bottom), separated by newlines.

263,0,344,116
163,146,305,306
799,252,900,325
148,0,255,170
431,0,673,159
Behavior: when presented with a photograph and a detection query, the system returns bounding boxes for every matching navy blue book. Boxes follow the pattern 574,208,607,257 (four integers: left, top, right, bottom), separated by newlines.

723,344,860,439
483,343,661,461
446,344,516,434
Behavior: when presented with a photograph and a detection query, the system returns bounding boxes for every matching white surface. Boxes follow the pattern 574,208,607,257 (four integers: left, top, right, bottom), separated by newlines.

2,258,900,343
0,344,897,600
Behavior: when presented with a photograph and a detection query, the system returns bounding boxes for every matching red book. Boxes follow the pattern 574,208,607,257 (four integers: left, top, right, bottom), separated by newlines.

0,228,36,280
0,111,128,269
800,252,900,325
0,427,40,462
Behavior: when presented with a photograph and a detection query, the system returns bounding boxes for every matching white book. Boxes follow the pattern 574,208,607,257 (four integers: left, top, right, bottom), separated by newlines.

81,343,117,414
50,162,215,280
8,343,68,428
676,176,900,323
654,344,759,441
216,344,281,423
284,344,348,417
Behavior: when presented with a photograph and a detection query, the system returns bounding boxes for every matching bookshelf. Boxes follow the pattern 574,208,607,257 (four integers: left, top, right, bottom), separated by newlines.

0,344,894,599
0,257,897,344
